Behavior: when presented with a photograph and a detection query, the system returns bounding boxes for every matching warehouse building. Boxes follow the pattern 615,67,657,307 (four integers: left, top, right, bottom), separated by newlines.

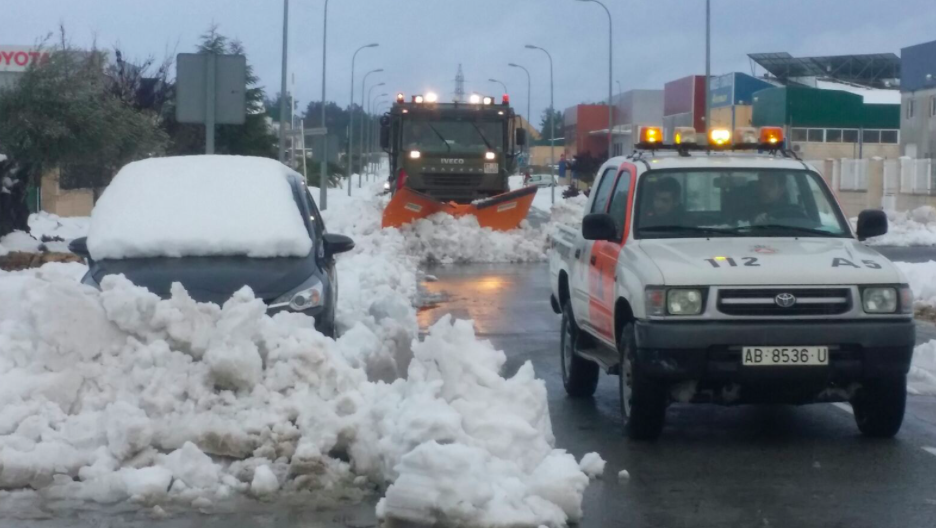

662,75,706,142
708,72,776,130
900,39,936,158
563,104,610,159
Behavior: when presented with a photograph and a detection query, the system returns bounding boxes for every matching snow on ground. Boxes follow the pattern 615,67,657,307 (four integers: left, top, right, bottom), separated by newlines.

88,156,313,260
910,340,936,396
0,174,594,526
0,231,42,255
895,260,936,310
865,206,936,247
0,214,89,256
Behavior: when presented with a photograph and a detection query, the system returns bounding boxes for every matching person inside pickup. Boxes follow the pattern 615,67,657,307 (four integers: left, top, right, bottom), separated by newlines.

752,173,807,224
642,176,684,228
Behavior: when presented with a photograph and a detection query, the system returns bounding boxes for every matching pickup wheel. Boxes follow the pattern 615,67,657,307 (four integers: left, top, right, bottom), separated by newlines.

851,376,907,438
619,323,667,441
560,303,599,398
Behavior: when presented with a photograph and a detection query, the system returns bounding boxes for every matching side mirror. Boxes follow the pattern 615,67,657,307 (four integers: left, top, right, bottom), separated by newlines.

515,128,527,147
380,122,391,150
323,233,355,258
68,237,91,259
856,209,887,241
582,213,617,241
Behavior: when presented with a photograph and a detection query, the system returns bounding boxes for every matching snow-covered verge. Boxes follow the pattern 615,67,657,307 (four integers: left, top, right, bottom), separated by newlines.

895,260,936,311
0,181,596,526
865,206,936,247
0,214,90,257
909,340,936,396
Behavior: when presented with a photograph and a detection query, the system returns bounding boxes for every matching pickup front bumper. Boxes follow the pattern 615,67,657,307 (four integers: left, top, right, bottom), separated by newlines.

634,319,915,404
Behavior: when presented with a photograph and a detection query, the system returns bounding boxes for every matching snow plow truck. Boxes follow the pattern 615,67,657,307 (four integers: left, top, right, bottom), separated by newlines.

379,92,534,231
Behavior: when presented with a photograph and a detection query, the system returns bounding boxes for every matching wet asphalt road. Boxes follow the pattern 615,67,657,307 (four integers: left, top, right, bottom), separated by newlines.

418,260,936,528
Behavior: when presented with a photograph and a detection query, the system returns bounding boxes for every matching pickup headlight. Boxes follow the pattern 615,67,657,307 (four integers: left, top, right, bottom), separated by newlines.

646,287,705,316
270,278,325,312
862,287,897,314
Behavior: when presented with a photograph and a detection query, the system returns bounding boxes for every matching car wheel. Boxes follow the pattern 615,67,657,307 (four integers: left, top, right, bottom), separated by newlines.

618,322,667,441
851,376,907,438
560,303,599,398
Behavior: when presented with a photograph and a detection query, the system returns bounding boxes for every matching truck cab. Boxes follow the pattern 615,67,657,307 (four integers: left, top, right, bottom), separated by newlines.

549,125,915,440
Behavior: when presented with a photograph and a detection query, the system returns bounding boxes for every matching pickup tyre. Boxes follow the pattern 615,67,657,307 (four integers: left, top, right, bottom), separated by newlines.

851,376,907,438
560,303,599,398
619,322,667,440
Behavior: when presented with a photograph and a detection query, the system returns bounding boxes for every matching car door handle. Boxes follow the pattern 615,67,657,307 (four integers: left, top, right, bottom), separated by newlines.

590,255,597,266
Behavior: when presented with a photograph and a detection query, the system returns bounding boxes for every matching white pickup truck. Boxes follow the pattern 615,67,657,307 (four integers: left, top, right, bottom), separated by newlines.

548,128,915,440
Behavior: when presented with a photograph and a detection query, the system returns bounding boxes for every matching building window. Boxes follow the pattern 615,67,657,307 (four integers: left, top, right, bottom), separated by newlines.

825,129,843,143
863,130,881,144
842,129,859,143
906,98,915,119
807,129,824,142
880,130,899,144
791,128,807,142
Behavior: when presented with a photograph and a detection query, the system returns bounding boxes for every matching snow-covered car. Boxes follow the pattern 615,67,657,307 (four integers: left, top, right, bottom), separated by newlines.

69,155,354,337
549,126,915,440
527,174,556,188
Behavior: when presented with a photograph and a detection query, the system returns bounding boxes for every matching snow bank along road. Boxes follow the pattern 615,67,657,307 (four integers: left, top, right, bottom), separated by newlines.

419,262,936,528
0,182,595,528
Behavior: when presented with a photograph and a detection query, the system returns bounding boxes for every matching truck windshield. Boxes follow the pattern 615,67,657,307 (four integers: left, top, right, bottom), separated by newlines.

634,169,851,239
403,120,503,154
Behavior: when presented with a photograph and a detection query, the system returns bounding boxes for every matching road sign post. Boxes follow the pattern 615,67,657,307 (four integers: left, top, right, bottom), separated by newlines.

176,53,247,154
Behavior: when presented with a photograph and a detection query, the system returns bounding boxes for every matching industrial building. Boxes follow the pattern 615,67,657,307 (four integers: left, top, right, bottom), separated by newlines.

748,53,901,159
608,89,663,157
708,72,776,130
662,75,706,142
900,39,936,159
562,104,610,159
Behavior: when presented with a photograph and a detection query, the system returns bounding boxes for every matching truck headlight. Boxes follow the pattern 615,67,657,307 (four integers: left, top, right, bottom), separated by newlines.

645,287,705,316
862,287,897,314
485,152,496,160
409,150,421,159
667,289,704,315
270,278,325,312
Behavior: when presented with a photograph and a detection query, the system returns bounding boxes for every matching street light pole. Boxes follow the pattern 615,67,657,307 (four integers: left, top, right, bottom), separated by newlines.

577,0,613,158
705,0,711,139
278,0,289,163
319,0,330,209
526,44,555,204
373,101,391,179
347,44,379,197
358,69,383,191
488,78,508,95
367,91,388,179
365,84,385,181
508,62,532,168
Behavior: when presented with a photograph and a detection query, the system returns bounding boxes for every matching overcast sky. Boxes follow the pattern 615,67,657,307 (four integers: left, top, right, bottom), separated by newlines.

6,0,935,124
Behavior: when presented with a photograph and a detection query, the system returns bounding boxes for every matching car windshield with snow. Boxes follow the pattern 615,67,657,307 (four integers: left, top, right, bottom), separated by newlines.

70,156,354,337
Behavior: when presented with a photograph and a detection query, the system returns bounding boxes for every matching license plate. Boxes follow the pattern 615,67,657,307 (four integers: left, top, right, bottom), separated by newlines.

742,346,829,366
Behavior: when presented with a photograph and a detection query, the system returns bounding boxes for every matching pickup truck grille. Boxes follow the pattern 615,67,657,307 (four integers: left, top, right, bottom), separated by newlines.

717,288,851,316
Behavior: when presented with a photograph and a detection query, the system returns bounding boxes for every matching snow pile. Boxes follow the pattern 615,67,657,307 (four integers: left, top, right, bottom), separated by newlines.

29,212,90,243
0,181,593,525
578,452,606,479
910,340,936,396
549,194,588,229
87,156,313,260
400,214,547,264
894,261,936,310
0,231,42,256
866,206,936,247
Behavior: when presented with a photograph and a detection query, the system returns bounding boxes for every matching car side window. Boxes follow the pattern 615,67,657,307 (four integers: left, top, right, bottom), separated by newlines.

590,167,618,214
305,190,325,236
607,170,632,240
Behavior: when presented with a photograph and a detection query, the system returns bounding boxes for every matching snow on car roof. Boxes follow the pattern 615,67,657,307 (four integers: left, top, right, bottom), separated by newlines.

87,155,313,260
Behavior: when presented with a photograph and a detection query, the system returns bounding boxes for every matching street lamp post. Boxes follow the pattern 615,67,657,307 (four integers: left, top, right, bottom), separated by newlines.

488,78,508,95
577,0,613,158
365,84,386,182
373,101,391,180
705,0,711,139
347,44,379,197
358,69,383,192
367,92,388,179
278,0,289,163
318,0,330,209
526,44,555,204
508,62,532,169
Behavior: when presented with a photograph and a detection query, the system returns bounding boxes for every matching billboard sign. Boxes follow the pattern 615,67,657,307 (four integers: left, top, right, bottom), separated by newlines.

0,46,52,73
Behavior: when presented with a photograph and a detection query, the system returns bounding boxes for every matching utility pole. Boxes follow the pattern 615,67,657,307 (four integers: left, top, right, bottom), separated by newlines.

319,0,330,209
278,0,289,163
705,0,711,139
527,45,555,204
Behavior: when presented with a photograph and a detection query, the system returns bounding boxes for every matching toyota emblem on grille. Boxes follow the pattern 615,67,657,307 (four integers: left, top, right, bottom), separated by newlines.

775,293,796,308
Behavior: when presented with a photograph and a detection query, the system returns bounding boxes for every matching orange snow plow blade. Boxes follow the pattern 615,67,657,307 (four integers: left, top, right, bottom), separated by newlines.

382,186,538,231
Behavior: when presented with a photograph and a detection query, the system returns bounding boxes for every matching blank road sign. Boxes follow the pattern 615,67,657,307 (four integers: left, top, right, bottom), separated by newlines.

176,53,247,125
